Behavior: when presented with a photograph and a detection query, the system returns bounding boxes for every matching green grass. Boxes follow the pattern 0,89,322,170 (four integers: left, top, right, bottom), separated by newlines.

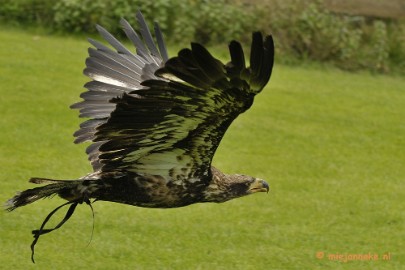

1,26,405,269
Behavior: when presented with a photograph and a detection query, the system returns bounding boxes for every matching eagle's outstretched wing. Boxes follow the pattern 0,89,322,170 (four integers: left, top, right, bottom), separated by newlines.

72,12,274,185
71,11,168,171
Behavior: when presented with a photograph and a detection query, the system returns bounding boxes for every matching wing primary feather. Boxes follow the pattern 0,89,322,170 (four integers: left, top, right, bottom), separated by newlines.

87,38,112,52
141,63,160,81
250,32,277,92
257,35,274,89
78,91,117,101
249,32,264,79
79,119,105,130
190,42,225,81
177,48,197,67
85,56,141,87
159,58,211,89
96,25,136,57
88,47,142,75
228,40,246,73
88,37,146,70
120,18,152,63
83,81,130,94
154,21,169,62
136,11,160,62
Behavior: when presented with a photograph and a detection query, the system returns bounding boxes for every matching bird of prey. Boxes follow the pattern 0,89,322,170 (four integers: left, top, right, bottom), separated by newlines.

6,11,274,262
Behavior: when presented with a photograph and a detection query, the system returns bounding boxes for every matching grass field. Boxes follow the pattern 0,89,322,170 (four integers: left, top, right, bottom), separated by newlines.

1,27,404,269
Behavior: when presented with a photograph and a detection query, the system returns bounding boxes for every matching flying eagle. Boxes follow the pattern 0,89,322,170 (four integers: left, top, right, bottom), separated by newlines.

6,11,274,262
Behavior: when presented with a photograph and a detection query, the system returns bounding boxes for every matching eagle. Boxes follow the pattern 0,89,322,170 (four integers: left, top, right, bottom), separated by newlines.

6,11,274,262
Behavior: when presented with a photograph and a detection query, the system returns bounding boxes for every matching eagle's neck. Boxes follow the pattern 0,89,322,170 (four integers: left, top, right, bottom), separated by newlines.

201,167,234,203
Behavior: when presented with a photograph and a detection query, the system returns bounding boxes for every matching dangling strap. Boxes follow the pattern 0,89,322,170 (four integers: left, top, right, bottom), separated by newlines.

86,199,95,247
31,201,78,263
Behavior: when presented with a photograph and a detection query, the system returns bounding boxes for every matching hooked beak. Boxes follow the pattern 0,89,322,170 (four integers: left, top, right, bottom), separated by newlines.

248,179,270,194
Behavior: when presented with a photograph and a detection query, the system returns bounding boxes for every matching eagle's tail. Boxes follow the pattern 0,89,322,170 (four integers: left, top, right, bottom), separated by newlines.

5,177,92,211
5,177,98,263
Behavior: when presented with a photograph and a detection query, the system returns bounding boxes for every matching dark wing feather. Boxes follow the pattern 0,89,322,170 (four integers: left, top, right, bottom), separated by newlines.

228,40,246,74
249,33,274,92
92,34,274,185
71,11,168,171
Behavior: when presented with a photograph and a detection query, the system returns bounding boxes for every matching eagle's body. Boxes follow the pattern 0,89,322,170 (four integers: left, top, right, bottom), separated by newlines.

54,166,266,209
6,11,273,262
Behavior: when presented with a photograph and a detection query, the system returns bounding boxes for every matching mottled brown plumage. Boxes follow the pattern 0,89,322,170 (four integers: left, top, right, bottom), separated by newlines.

6,11,273,262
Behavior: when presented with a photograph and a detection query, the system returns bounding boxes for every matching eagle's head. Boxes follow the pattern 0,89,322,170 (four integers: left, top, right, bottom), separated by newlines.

202,167,270,203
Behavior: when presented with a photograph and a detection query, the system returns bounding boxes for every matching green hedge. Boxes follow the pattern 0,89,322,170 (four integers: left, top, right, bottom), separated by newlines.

263,0,405,72
0,0,55,25
0,0,257,44
1,0,404,73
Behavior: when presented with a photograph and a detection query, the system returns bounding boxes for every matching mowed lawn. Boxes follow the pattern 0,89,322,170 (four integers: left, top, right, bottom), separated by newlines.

0,27,404,269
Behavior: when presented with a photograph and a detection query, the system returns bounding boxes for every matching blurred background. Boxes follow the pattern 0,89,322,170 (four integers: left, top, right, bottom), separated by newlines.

1,0,404,74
